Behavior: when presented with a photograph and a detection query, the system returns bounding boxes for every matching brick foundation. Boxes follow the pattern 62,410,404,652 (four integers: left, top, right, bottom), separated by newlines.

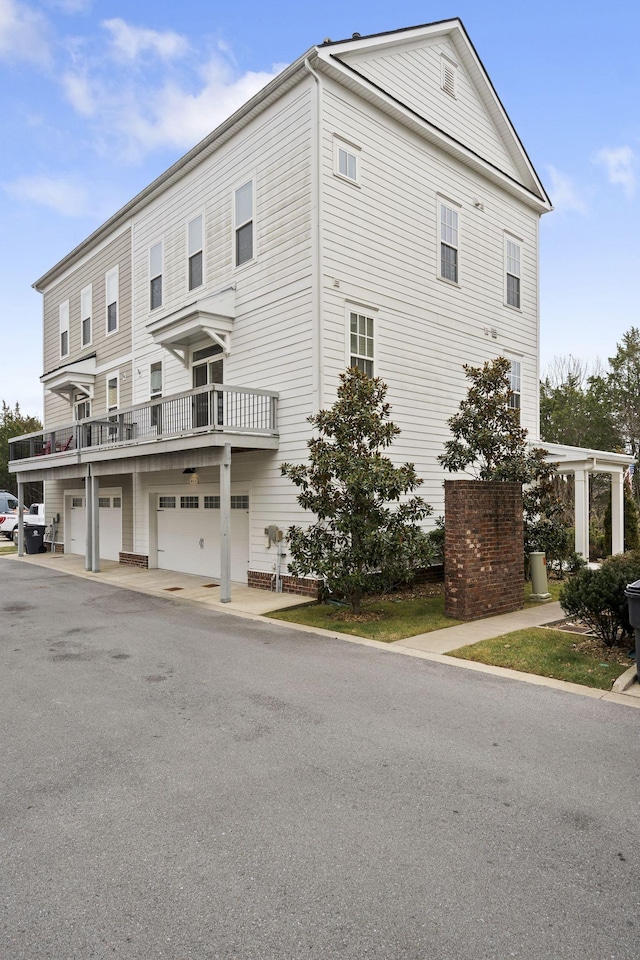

119,552,149,568
444,480,523,621
247,570,319,598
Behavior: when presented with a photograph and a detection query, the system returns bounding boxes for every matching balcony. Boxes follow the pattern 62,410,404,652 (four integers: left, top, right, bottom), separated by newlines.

9,383,279,470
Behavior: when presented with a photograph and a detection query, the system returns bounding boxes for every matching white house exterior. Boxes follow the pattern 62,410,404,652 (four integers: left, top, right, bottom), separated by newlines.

11,19,623,591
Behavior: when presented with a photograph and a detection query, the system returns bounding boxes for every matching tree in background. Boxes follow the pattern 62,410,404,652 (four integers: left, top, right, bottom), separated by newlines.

0,401,42,501
606,327,640,501
281,368,433,613
540,355,621,452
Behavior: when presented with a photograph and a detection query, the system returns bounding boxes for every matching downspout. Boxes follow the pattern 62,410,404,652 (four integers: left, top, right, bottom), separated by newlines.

305,57,323,413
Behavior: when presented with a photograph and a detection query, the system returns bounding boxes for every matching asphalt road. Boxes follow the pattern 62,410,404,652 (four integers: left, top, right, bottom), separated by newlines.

1,560,639,960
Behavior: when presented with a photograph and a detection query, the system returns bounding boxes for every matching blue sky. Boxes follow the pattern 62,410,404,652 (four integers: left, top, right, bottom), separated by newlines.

1,0,639,417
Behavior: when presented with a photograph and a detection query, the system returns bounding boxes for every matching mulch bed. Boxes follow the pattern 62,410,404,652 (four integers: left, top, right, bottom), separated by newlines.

542,618,634,665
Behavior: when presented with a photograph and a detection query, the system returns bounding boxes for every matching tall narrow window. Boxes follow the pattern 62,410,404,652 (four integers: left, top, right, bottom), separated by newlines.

149,241,163,310
59,301,69,358
106,267,119,333
150,360,163,432
81,285,92,347
349,311,374,377
107,375,119,411
234,180,254,266
188,215,203,290
439,202,459,283
508,360,521,411
505,237,521,308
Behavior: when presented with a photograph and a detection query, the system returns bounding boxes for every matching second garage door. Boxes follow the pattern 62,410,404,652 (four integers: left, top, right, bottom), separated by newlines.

156,491,250,583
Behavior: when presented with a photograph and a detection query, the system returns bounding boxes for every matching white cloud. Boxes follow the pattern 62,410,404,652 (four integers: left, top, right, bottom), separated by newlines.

45,0,92,12
5,174,92,216
545,165,588,215
102,17,189,62
595,145,637,199
61,70,94,115
0,0,51,65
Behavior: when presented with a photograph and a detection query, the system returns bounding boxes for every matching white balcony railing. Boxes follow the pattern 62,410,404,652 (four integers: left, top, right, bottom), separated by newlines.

10,383,278,462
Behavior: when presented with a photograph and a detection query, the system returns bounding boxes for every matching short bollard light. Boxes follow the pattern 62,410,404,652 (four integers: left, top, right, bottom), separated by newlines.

529,551,551,601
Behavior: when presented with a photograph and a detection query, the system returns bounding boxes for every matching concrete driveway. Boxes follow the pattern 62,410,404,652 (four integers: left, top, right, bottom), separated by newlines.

1,560,639,960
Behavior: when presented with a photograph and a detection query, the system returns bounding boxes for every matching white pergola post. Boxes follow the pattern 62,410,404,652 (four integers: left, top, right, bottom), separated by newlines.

611,470,624,555
574,468,590,560
85,469,92,571
220,443,231,603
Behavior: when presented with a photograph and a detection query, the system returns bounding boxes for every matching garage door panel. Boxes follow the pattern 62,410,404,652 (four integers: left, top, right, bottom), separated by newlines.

66,494,122,561
157,490,249,582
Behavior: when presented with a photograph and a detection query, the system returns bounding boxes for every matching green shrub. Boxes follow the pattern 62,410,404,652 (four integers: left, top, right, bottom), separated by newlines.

559,551,640,646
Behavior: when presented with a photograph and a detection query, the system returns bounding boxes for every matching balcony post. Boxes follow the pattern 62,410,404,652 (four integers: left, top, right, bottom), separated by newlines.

85,467,93,571
90,473,100,573
17,478,25,557
220,443,231,602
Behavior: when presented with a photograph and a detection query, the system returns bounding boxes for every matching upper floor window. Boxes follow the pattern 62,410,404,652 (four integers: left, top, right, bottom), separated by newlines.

234,180,254,267
106,266,119,334
81,285,92,347
150,360,162,398
188,215,203,290
75,394,91,420
59,301,69,358
349,311,374,377
334,138,360,184
441,56,458,98
508,360,521,411
107,374,119,411
438,200,459,284
505,237,521,309
149,241,163,310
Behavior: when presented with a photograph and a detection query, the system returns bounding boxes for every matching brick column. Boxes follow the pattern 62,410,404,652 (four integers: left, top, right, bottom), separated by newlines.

445,480,523,621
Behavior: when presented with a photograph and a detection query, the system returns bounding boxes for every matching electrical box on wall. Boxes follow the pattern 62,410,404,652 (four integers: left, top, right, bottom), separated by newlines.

264,525,283,547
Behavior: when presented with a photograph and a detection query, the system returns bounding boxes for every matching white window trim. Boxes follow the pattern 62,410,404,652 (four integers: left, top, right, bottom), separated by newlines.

436,195,461,287
441,54,458,98
107,370,120,411
80,284,92,349
345,302,378,377
59,300,70,359
105,266,119,335
233,177,256,269
333,135,361,187
187,213,205,291
149,241,163,312
504,233,522,311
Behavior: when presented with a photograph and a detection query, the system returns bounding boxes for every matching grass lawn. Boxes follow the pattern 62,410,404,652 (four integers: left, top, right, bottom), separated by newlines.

0,543,16,557
446,627,633,690
266,589,461,643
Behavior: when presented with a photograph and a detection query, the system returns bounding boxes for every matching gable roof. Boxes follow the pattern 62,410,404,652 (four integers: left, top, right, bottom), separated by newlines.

35,18,550,291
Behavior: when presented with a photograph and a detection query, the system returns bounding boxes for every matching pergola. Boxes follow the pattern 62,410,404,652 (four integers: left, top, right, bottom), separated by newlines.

542,442,633,559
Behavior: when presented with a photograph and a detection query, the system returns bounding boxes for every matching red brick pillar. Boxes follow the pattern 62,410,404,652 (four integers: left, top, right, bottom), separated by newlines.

444,480,523,621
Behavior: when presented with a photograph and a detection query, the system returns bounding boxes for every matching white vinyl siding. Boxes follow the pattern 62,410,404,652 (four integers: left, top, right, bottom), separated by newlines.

188,215,203,290
149,241,163,310
234,180,254,266
81,285,92,347
106,266,119,334
438,200,459,284
505,236,521,309
59,301,69,358
349,311,374,377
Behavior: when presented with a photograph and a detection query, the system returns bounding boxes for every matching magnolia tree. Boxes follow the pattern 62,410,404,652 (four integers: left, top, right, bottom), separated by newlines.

281,368,433,613
438,358,570,570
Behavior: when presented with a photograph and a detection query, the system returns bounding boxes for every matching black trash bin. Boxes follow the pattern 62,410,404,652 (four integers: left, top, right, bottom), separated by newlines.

624,579,640,672
24,524,46,555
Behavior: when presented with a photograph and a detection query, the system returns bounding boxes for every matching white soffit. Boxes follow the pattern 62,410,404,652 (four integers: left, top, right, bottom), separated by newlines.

41,357,97,400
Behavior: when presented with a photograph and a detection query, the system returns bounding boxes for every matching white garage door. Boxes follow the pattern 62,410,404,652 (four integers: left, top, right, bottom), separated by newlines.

66,493,122,561
157,491,250,583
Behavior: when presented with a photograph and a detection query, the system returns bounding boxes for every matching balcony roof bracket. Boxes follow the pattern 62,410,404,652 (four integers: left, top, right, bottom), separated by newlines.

165,344,189,369
201,327,230,356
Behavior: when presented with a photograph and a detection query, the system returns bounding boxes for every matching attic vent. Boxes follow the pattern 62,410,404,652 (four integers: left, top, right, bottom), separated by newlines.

441,56,457,98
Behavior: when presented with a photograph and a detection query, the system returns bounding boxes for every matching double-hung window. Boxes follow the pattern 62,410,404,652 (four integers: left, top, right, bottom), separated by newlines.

334,138,360,184
106,266,119,333
508,360,521,411
349,311,374,377
81,285,92,347
149,241,163,310
59,301,69,358
505,237,521,309
438,201,459,284
188,215,203,290
234,180,254,266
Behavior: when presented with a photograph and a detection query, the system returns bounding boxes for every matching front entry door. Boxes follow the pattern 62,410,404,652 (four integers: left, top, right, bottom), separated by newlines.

192,346,223,428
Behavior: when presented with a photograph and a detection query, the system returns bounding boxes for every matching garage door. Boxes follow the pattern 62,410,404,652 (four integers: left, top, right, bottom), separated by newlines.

157,491,250,583
66,493,122,561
